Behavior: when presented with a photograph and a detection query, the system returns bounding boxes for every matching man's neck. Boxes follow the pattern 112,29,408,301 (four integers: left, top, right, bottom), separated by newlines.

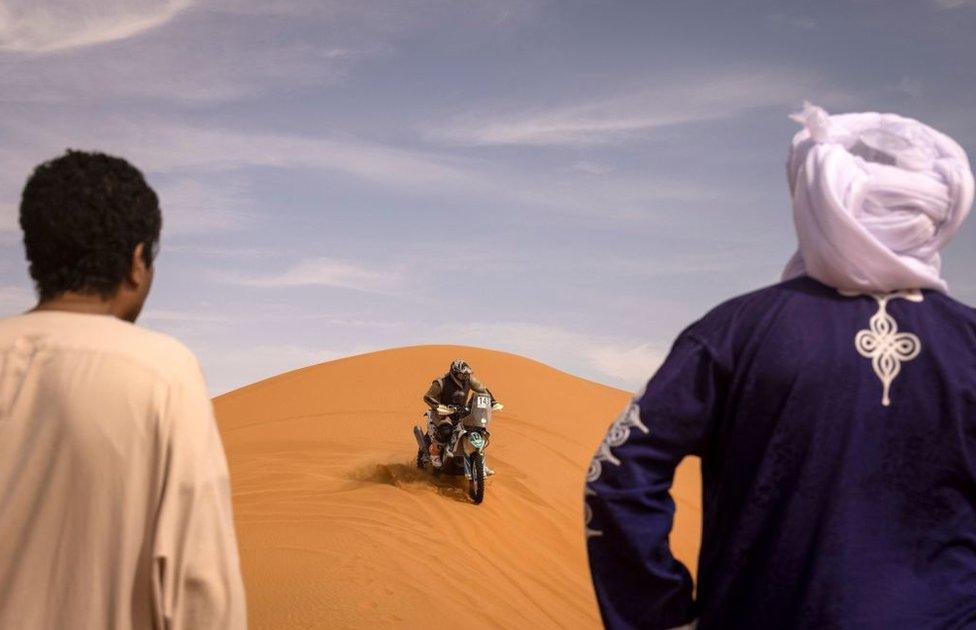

33,293,117,317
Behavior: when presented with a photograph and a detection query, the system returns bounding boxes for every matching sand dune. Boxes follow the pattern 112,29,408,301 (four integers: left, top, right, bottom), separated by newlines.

214,345,702,629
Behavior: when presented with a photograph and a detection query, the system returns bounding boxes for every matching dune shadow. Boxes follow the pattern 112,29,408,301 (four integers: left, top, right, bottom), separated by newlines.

352,461,473,504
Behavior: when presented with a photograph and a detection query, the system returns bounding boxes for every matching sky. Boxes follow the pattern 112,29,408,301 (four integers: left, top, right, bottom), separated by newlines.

1,0,976,394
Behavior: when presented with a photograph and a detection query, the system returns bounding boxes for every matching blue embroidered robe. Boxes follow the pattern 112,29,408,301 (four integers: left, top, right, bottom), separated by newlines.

585,276,976,629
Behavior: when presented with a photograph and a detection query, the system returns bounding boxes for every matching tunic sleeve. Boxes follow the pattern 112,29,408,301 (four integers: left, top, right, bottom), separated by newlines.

585,333,722,630
152,357,247,630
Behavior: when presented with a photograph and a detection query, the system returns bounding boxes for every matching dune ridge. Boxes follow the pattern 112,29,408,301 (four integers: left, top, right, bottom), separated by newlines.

214,345,702,629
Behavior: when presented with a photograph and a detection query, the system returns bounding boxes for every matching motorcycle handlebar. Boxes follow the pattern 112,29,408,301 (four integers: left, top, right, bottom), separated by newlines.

435,401,503,416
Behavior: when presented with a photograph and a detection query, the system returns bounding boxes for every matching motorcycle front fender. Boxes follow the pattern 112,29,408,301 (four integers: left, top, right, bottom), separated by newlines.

462,432,487,456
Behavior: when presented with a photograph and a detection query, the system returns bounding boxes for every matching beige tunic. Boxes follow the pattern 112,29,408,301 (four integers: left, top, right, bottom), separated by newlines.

0,311,246,629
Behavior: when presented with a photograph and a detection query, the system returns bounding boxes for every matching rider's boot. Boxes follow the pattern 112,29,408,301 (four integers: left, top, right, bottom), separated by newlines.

428,442,443,468
474,457,494,477
466,460,493,479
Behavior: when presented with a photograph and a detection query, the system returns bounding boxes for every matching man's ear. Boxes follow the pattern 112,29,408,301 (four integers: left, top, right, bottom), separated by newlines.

127,242,149,287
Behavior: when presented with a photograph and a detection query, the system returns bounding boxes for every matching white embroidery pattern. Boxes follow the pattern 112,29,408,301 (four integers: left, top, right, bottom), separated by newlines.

586,403,649,483
585,401,650,538
584,488,602,538
844,289,923,407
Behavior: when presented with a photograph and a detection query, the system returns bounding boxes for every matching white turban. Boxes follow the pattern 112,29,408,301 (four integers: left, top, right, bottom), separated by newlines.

782,103,974,293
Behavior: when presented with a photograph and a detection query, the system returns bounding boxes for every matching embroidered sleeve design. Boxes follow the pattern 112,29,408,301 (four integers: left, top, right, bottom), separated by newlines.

585,401,649,538
843,289,923,407
584,487,602,538
587,402,649,483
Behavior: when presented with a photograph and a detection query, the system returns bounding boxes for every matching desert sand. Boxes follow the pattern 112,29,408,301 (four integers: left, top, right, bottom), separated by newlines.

214,345,702,629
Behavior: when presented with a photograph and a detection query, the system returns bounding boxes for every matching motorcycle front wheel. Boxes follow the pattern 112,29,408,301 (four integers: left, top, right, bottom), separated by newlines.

468,452,485,504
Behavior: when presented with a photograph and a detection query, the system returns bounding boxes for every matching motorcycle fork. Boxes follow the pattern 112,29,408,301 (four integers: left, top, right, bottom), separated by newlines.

462,436,485,477
442,428,462,461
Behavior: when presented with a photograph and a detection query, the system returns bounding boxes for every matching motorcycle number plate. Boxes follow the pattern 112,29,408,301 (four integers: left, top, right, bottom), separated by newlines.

476,395,490,409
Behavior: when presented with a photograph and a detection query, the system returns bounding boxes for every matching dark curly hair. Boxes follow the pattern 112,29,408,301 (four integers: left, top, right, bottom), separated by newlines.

19,150,162,301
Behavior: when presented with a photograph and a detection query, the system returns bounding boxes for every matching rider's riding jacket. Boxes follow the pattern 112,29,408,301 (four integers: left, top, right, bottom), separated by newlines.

423,373,488,410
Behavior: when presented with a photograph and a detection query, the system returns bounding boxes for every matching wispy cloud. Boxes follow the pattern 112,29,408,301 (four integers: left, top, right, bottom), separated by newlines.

0,1,537,106
163,244,281,259
764,12,818,31
141,309,229,324
115,122,479,192
0,0,194,54
588,343,665,386
1,112,715,227
570,160,615,175
142,306,666,394
0,2,380,107
0,116,484,217
894,76,924,99
200,344,345,394
932,0,976,8
0,143,263,235
0,41,360,106
427,321,665,390
208,0,542,33
0,205,16,233
144,300,408,328
427,70,828,147
0,147,32,234
153,176,257,234
218,257,406,293
0,284,34,315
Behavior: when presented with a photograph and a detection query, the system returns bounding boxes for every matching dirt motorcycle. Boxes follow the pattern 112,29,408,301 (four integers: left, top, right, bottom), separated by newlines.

413,392,503,504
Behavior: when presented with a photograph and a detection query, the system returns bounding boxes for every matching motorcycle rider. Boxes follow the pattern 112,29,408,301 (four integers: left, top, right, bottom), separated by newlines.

422,359,497,475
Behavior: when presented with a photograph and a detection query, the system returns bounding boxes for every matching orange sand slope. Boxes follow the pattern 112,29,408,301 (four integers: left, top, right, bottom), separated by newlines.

214,345,702,629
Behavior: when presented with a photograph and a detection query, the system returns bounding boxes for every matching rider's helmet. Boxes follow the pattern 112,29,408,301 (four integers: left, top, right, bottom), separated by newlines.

450,359,472,382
